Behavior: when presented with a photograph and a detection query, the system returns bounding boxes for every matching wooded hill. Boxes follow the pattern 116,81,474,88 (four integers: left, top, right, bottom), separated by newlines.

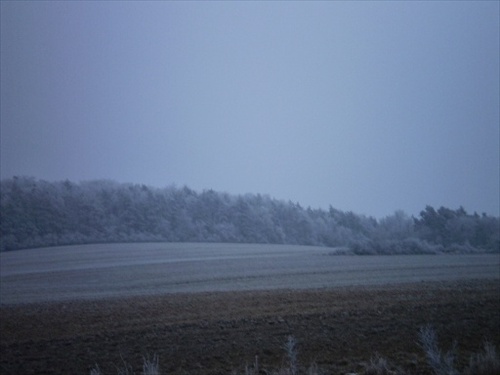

1,177,498,253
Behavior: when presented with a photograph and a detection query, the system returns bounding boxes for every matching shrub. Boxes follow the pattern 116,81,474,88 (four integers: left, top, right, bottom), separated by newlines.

349,238,441,255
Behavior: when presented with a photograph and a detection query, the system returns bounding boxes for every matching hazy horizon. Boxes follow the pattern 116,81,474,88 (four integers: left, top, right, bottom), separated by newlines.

1,1,499,218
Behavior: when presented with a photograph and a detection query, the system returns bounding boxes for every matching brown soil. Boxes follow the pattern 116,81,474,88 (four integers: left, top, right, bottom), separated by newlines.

1,279,499,375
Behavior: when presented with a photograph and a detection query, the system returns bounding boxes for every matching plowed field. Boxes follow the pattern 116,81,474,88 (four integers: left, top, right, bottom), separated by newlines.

1,244,499,374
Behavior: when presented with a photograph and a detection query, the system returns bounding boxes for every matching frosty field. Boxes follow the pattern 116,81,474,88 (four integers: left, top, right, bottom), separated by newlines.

1,242,498,305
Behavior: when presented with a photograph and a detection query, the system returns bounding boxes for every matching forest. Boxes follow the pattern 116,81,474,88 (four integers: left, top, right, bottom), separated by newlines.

0,176,498,253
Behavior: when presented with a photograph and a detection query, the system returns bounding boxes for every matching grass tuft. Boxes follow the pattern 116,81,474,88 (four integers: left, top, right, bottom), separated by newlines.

89,330,499,375
464,342,500,375
89,364,101,375
418,325,458,375
364,354,391,375
142,354,160,375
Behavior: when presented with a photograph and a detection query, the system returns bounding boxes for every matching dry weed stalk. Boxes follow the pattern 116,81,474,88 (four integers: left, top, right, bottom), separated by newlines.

88,329,499,375
282,335,298,375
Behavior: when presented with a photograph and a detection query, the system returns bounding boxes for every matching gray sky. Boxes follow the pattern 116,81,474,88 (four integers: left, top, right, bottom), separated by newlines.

1,1,499,218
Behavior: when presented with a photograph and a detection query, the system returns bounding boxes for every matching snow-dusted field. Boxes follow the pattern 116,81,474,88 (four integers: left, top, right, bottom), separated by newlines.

1,243,499,305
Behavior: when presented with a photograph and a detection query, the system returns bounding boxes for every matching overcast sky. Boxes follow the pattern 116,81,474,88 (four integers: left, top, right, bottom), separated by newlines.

1,1,499,218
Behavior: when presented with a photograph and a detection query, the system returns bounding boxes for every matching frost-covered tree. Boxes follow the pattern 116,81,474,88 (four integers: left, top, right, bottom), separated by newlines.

1,177,498,252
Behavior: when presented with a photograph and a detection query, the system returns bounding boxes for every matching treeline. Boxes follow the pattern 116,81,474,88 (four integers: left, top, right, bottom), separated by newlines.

0,177,498,253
